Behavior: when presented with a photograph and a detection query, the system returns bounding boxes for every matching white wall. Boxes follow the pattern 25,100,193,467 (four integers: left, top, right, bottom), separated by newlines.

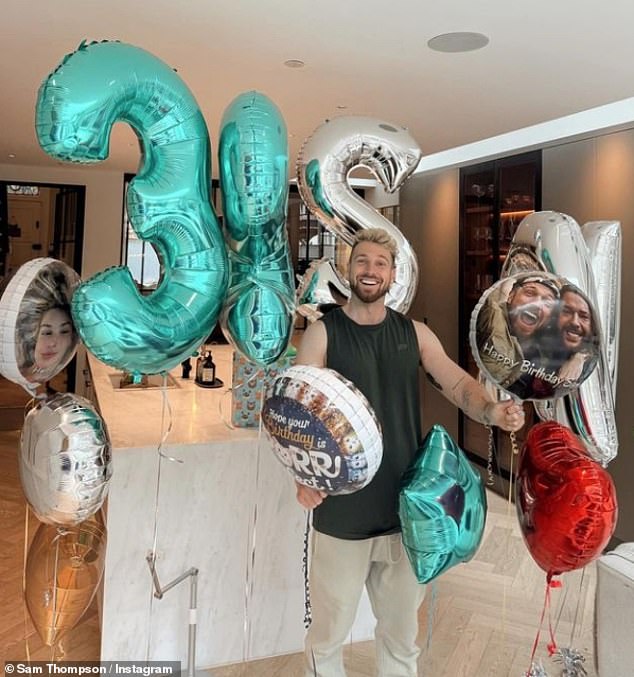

365,183,399,209
0,163,126,277
400,167,460,438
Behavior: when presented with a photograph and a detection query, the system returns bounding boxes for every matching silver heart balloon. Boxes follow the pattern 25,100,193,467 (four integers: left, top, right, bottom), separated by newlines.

19,392,112,526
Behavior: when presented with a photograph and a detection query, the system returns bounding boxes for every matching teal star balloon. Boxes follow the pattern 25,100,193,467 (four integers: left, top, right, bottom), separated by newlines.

399,424,487,583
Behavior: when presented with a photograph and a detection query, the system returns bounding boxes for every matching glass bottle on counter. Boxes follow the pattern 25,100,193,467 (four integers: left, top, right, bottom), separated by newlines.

195,349,216,386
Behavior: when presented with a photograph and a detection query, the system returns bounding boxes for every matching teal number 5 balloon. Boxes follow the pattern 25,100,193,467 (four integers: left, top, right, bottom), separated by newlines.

218,91,294,366
35,41,228,374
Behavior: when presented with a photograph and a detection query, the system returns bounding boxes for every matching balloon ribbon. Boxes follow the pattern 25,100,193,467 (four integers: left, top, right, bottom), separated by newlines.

527,576,562,675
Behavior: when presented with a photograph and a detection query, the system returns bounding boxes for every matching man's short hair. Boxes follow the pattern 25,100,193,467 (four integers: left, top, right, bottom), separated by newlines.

560,284,587,300
351,228,398,265
511,274,560,299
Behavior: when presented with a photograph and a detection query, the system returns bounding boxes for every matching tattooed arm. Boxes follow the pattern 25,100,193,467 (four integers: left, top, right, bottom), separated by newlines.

415,321,524,432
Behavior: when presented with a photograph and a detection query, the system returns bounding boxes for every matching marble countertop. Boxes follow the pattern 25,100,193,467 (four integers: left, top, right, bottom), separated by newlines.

88,345,258,448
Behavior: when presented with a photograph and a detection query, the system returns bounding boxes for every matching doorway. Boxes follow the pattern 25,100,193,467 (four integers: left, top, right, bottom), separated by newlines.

0,181,85,429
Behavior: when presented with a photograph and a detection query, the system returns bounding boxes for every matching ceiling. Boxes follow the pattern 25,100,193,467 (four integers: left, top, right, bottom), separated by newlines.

4,0,634,177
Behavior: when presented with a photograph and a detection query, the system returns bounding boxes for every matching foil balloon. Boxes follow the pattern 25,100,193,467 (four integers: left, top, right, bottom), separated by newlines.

218,91,295,365
296,116,421,313
399,424,487,584
25,510,106,645
35,40,228,374
296,257,350,322
0,258,80,395
581,220,621,397
503,211,618,464
470,271,600,401
516,421,617,578
262,364,383,494
20,392,112,526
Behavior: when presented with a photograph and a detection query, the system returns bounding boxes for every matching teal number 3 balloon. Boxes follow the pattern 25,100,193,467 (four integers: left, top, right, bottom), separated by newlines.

35,40,229,374
218,91,295,366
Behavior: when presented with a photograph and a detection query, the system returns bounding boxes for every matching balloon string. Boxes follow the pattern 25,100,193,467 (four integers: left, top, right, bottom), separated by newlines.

546,580,561,656
50,530,62,659
302,511,312,629
485,425,495,487
425,580,438,651
145,376,176,662
24,396,37,417
157,375,179,463
22,505,32,662
243,385,264,661
527,579,551,674
509,429,520,457
568,568,586,646
220,380,242,431
22,398,36,661
499,428,519,673
553,573,570,639
526,576,561,675
552,567,584,649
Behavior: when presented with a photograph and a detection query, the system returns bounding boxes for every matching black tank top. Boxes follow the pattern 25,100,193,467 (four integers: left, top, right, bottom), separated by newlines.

313,307,422,539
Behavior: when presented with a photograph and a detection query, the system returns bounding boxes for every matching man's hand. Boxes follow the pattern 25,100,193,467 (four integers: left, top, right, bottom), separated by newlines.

296,482,327,510
484,400,525,432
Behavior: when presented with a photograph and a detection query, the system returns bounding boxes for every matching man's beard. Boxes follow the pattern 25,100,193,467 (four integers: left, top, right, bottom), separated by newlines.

350,277,390,304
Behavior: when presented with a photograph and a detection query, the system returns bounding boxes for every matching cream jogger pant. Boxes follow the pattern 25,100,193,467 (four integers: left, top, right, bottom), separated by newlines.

305,530,426,677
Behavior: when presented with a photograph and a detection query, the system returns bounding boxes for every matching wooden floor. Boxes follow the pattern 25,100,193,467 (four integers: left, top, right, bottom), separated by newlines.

210,488,598,677
0,413,598,675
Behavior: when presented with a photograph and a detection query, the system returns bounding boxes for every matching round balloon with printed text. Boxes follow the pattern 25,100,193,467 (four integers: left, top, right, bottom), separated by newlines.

262,365,383,495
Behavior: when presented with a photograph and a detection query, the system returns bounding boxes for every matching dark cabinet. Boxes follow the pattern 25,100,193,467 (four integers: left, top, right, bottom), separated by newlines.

458,151,542,492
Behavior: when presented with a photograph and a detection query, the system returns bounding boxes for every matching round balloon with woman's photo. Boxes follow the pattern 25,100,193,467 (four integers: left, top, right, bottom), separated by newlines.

0,258,81,393
470,271,601,400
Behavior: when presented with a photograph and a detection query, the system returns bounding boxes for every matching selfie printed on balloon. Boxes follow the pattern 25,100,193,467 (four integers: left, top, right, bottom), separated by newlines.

472,271,600,400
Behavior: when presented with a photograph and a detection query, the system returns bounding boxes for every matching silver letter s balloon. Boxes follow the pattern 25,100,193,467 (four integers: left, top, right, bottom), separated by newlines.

35,41,228,375
296,116,422,313
218,91,295,365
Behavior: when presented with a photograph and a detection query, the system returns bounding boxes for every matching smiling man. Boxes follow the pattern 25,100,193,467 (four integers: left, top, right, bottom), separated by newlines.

476,273,560,391
295,227,524,677
558,285,593,351
507,276,558,339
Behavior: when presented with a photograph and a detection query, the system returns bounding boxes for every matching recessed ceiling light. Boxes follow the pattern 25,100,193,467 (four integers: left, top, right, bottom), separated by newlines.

427,32,489,53
8,153,16,159
284,59,305,69
336,105,347,110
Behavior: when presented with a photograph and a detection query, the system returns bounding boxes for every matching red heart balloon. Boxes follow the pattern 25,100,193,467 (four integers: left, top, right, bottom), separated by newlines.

516,421,617,577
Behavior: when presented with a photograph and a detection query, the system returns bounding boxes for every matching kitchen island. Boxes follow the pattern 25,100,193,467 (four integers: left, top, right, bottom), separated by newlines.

88,347,374,669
